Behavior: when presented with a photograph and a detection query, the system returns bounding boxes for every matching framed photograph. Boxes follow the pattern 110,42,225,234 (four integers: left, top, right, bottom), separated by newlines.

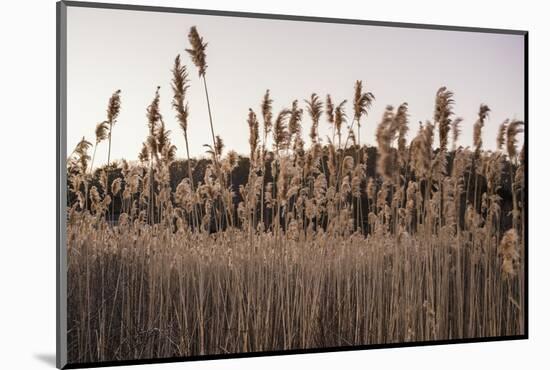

57,1,528,368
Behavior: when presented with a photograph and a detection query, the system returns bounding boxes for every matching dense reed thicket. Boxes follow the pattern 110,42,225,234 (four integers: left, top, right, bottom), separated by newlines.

66,26,525,364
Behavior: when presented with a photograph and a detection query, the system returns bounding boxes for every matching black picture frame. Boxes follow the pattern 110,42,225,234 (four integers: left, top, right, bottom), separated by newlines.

57,1,529,368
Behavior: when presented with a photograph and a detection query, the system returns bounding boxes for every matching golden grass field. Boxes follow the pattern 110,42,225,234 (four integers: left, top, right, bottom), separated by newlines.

66,26,525,363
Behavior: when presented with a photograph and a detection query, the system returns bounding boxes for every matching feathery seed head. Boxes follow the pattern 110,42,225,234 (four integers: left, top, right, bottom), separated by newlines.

215,135,224,157
499,228,520,277
496,119,509,151
353,80,375,123
147,86,162,135
288,99,303,141
334,100,348,143
261,89,273,136
451,117,463,151
326,94,335,125
506,120,524,161
474,104,490,154
171,54,191,134
247,108,259,161
305,93,323,143
107,89,122,124
273,109,291,152
111,177,122,196
186,26,208,77
434,87,454,151
95,121,109,144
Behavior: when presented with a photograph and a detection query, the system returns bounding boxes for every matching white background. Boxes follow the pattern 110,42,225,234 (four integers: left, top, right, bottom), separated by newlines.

0,0,547,369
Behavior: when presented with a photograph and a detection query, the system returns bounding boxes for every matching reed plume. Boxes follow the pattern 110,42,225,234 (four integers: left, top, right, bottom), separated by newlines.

326,94,335,141
172,55,190,135
70,136,93,174
410,121,433,179
497,119,509,151
473,104,491,155
434,87,454,151
499,228,520,276
353,80,375,148
273,109,291,153
261,89,274,151
90,121,109,173
305,93,322,143
147,87,162,140
506,120,524,162
248,108,259,163
106,89,121,166
156,120,177,164
423,121,434,158
215,135,224,158
395,102,409,167
451,117,463,152
111,177,122,196
288,100,303,149
334,100,347,149
375,106,396,181
186,26,208,77
138,142,149,164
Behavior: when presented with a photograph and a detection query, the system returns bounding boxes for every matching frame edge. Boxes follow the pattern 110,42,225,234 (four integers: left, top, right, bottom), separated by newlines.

62,0,527,35
57,1,68,368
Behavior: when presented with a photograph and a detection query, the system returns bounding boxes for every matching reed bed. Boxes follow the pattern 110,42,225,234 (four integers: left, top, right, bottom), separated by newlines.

66,26,525,364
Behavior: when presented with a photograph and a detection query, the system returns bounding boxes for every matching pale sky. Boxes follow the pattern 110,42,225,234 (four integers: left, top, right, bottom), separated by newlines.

66,6,525,165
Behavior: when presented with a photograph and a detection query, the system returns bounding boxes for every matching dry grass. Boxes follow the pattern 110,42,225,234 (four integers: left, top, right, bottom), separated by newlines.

65,26,525,364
